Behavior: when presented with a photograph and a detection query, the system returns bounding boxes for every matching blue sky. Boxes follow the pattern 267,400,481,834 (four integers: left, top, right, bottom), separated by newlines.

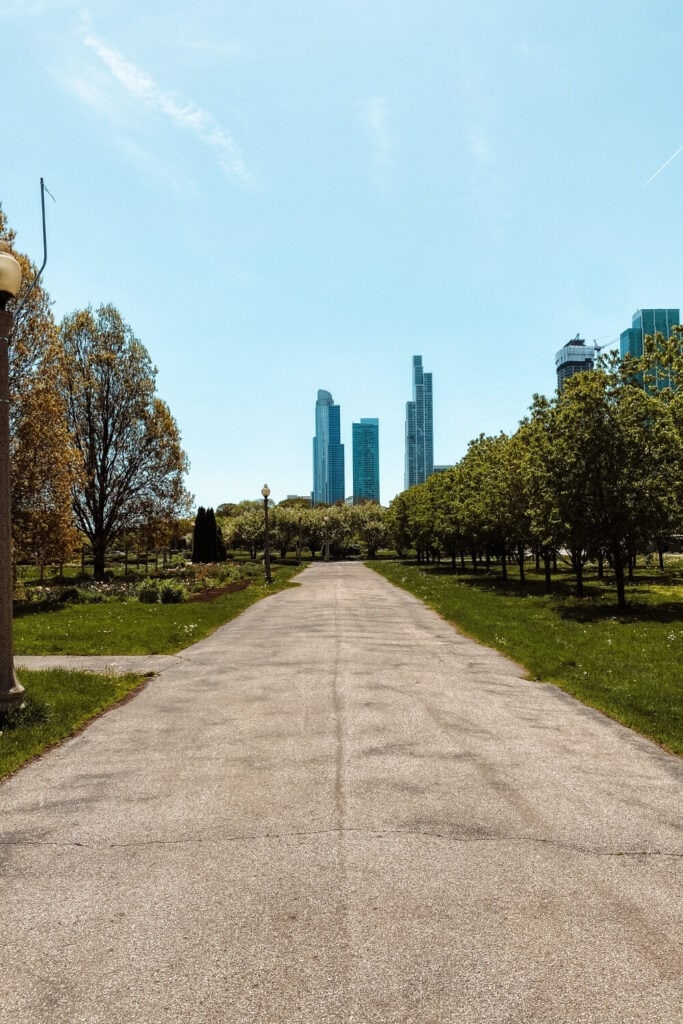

2,0,683,507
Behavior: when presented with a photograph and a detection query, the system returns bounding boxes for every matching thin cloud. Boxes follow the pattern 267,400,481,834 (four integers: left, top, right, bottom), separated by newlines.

359,96,394,193
469,130,492,163
642,145,683,188
77,25,252,187
0,0,48,14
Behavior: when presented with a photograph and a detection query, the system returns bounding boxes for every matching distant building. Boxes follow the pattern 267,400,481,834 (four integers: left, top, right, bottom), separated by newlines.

312,389,345,506
620,308,680,391
404,355,434,488
433,464,454,474
352,418,380,504
555,336,597,390
620,309,679,360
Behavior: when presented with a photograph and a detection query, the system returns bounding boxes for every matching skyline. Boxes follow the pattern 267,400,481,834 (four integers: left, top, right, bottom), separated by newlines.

3,2,683,506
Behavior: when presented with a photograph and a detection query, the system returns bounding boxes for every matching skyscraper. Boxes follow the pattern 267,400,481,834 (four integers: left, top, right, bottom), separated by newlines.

312,389,345,506
620,309,680,391
620,309,679,360
555,336,597,391
404,355,433,489
352,418,380,504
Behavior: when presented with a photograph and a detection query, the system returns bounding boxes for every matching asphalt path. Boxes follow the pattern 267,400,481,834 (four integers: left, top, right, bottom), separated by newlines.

2,562,681,1023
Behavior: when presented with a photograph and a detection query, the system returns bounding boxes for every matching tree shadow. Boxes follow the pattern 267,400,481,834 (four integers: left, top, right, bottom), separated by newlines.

409,562,683,623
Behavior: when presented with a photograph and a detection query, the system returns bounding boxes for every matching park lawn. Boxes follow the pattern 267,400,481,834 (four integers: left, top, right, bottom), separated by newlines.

369,560,683,756
0,669,147,779
14,565,303,656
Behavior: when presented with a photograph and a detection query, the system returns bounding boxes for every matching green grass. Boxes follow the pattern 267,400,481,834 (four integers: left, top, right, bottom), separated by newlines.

369,560,683,756
0,669,147,778
14,564,303,656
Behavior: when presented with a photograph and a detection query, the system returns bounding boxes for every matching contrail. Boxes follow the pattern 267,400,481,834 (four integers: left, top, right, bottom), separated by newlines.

642,144,683,187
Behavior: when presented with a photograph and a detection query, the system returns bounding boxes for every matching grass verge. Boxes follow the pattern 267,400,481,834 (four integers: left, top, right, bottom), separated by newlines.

1,669,147,779
368,560,683,756
14,565,303,656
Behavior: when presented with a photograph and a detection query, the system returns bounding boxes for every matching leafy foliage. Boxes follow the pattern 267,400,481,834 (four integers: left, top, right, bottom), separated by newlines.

59,304,191,578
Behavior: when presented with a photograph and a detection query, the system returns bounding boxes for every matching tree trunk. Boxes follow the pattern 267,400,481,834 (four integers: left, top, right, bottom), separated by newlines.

471,550,477,573
573,551,584,598
658,546,665,571
543,549,552,593
93,540,107,580
501,546,507,581
518,543,525,584
613,549,627,610
597,552,604,580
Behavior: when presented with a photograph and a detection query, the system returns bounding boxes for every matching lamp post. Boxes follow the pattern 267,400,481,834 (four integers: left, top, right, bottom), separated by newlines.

261,484,272,583
0,240,24,708
323,515,330,562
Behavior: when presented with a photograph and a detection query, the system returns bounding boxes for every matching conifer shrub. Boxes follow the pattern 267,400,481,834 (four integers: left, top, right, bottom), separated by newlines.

159,580,187,604
137,578,160,603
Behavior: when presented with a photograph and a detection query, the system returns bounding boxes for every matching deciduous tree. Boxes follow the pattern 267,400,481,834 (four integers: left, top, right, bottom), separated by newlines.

60,304,190,578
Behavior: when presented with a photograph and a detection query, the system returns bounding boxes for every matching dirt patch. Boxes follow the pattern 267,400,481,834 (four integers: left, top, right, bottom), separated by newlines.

188,579,251,603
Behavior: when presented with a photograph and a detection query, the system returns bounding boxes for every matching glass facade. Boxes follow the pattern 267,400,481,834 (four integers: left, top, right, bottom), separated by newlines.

312,389,345,505
619,309,680,390
555,337,596,390
620,309,679,358
352,418,380,504
404,355,434,488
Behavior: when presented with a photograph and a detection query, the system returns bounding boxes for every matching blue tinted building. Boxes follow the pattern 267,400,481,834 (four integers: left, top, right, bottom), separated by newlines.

404,355,433,488
312,389,345,505
620,309,680,391
620,309,679,360
352,418,380,504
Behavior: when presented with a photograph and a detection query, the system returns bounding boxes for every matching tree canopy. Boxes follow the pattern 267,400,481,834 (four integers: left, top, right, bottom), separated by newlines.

60,304,191,578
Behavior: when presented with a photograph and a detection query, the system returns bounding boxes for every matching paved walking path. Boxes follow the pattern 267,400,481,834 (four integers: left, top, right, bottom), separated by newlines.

2,563,681,1023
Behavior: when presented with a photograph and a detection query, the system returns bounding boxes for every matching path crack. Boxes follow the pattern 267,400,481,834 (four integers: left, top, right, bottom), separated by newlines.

2,826,680,858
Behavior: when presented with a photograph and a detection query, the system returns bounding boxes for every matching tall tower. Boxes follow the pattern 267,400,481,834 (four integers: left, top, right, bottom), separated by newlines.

312,389,345,506
404,355,433,489
352,418,380,504
620,309,680,392
620,309,679,360
555,336,597,391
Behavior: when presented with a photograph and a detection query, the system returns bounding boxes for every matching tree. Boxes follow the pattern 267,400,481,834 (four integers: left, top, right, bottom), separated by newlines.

1,206,81,571
231,507,264,559
60,304,191,579
549,369,682,607
11,376,82,574
270,505,299,559
191,507,226,563
354,502,387,559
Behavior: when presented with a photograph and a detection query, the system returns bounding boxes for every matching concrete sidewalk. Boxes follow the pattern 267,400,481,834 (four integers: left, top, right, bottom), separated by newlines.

2,562,681,1023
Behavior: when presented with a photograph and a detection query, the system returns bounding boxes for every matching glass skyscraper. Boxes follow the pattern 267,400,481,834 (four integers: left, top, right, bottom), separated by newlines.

312,389,345,506
352,418,380,504
555,336,597,391
620,309,679,359
620,309,679,391
404,355,433,489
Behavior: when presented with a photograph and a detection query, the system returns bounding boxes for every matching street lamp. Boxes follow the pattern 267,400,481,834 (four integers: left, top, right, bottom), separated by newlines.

261,484,272,583
323,515,330,562
0,240,24,708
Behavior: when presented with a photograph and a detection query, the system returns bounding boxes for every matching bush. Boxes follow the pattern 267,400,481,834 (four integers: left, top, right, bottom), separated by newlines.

137,578,160,603
159,580,187,604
